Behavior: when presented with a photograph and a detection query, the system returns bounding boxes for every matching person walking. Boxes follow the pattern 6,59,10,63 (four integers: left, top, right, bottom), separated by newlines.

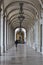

15,40,18,49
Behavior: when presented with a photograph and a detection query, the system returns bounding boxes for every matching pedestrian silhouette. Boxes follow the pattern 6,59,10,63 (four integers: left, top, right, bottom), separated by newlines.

15,40,18,49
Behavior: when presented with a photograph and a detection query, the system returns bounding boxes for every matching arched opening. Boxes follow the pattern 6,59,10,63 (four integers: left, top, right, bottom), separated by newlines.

15,28,26,44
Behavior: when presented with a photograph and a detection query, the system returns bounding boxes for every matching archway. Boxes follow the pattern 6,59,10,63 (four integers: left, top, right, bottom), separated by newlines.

15,28,26,44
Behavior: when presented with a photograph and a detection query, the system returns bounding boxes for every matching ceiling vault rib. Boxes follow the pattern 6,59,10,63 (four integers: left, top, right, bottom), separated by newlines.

8,13,34,25
8,13,34,22
4,1,38,14
9,16,32,25
10,19,33,31
7,7,35,17
7,8,19,17
9,17,29,24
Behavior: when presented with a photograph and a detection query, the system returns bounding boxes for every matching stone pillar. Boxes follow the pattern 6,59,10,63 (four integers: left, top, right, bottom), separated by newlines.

40,18,43,54
3,15,5,53
5,15,7,52
33,20,39,51
42,23,43,54
3,14,7,52
0,9,1,55
37,20,40,52
33,19,40,52
0,3,2,56
1,5,3,55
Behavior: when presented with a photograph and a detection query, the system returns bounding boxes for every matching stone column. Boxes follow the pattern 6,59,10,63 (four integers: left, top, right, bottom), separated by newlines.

0,3,2,56
33,19,40,52
5,15,7,52
42,22,43,54
3,15,5,53
40,18,43,54
33,20,39,51
3,14,7,52
1,5,3,55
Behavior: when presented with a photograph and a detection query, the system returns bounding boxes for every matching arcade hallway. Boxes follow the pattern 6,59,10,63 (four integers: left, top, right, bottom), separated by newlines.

0,44,43,65
1,0,43,65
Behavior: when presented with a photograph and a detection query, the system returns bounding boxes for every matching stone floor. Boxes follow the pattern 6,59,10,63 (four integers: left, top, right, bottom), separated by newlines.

0,44,43,65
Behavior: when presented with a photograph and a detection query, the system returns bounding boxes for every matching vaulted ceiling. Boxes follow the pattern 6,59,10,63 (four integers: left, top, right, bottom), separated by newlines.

1,0,42,30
